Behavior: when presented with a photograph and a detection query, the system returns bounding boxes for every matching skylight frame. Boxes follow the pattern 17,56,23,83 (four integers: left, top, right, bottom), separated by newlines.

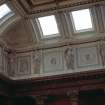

37,15,60,39
0,4,12,19
70,8,94,34
0,3,14,25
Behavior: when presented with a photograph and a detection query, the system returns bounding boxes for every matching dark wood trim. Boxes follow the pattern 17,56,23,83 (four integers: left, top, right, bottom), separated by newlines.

0,69,105,97
10,69,105,96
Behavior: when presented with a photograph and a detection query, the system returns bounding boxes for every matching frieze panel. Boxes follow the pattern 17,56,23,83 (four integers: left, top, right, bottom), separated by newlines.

75,43,102,72
76,46,99,68
32,50,41,74
16,55,31,76
5,42,103,79
43,48,64,73
7,53,17,77
99,37,105,66
64,46,75,70
0,48,9,75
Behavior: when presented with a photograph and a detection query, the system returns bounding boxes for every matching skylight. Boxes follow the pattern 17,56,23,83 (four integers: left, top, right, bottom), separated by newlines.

38,15,59,37
71,9,93,32
0,4,11,19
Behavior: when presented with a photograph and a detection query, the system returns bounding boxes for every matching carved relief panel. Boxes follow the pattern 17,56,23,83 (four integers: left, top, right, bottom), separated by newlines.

17,55,31,76
32,50,41,74
7,53,17,77
99,37,105,66
75,43,102,71
64,46,75,70
43,48,64,73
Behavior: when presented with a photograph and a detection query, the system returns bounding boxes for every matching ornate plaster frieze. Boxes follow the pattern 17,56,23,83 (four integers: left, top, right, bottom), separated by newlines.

6,41,103,80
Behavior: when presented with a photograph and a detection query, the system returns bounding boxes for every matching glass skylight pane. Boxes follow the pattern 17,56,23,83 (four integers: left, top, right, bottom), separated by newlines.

0,4,11,19
71,9,93,31
38,15,59,36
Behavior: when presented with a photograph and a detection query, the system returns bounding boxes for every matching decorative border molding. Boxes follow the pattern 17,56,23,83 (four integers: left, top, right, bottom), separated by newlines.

12,0,105,16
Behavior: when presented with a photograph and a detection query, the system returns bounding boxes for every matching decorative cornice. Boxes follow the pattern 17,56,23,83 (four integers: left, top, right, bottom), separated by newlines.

14,33,104,53
11,0,105,17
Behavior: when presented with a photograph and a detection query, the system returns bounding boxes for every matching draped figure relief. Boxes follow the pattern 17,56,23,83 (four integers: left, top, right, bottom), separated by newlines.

64,47,74,70
99,37,105,66
33,50,41,74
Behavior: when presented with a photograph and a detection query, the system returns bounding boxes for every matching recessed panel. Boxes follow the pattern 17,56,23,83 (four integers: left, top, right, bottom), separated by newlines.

76,46,99,68
43,48,63,73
